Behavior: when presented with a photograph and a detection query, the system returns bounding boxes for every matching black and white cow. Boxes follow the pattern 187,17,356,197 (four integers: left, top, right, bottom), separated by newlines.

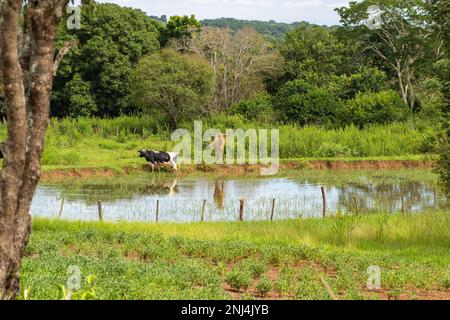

139,149,179,172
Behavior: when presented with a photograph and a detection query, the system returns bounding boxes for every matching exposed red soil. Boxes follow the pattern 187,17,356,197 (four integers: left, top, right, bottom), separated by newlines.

41,160,435,182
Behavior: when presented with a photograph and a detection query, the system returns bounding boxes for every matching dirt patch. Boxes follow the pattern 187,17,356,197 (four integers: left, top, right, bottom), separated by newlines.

24,252,40,260
124,250,141,262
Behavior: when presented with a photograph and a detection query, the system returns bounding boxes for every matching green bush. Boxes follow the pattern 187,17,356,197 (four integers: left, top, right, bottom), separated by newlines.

225,269,252,292
327,67,388,100
436,124,450,196
130,49,213,128
338,90,410,127
416,78,446,121
59,74,98,118
255,276,272,297
241,259,268,279
230,94,275,123
52,3,161,118
274,80,340,126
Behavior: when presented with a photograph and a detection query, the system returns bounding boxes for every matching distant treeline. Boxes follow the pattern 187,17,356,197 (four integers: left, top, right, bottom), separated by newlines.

200,18,311,40
0,1,447,132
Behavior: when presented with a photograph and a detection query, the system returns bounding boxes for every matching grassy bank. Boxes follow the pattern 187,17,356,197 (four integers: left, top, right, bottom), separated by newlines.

40,156,436,183
0,116,437,172
22,211,450,300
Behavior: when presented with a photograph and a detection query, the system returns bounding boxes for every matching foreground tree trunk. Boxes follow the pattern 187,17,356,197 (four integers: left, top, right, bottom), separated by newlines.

0,0,69,300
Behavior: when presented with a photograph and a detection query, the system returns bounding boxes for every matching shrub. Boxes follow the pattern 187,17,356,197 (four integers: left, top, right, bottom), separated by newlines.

337,90,410,127
274,80,340,126
230,94,275,123
327,67,388,100
225,269,252,292
59,74,98,118
241,259,268,279
256,276,272,297
130,49,213,128
435,125,450,196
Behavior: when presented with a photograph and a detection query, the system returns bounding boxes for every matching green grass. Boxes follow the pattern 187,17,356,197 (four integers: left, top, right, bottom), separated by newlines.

0,116,437,172
21,211,450,300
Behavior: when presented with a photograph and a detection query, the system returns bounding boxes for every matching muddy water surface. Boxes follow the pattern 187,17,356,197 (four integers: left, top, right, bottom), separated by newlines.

30,169,447,222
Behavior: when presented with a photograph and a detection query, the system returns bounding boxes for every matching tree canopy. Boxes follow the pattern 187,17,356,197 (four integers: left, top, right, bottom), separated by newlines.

130,49,213,128
52,3,161,117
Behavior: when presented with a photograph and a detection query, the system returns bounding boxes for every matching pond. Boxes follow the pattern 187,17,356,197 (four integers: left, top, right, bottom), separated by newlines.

31,169,447,223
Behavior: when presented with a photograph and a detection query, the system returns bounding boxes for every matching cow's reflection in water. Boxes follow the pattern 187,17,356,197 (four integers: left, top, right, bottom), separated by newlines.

142,178,179,196
214,180,225,209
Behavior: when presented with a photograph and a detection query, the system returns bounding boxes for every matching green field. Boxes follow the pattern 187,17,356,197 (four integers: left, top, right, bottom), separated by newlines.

0,116,437,173
21,211,450,300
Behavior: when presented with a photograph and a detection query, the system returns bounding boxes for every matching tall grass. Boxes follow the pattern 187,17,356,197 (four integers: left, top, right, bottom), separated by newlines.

0,116,436,167
279,122,431,158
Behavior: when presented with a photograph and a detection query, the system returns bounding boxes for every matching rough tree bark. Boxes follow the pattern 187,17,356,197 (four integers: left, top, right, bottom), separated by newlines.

0,0,70,300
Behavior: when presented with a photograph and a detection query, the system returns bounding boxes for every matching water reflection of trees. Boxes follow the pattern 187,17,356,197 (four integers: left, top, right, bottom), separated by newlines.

43,177,179,205
336,181,441,213
42,176,271,208
41,172,447,215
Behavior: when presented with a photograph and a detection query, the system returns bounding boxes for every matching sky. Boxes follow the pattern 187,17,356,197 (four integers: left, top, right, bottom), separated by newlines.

94,0,352,25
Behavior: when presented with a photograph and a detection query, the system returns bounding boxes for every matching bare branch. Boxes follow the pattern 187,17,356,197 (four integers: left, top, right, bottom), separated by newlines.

53,40,79,76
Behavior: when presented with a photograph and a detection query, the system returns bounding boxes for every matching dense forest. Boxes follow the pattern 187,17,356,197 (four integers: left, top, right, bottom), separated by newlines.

200,18,306,40
0,0,448,192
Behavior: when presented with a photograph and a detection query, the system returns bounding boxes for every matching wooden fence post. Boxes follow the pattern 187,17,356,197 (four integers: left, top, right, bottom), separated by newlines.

57,198,65,219
156,199,160,223
353,196,359,215
271,198,275,221
97,200,103,222
434,190,438,210
401,195,405,214
321,187,327,218
201,199,207,222
239,198,245,221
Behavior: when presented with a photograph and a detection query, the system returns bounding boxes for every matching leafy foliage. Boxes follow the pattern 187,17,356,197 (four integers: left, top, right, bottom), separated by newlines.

130,49,213,128
230,94,275,123
327,67,389,100
274,80,340,126
52,3,161,117
201,18,308,40
279,25,348,83
435,125,450,196
338,90,410,127
161,15,201,46
21,212,450,299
